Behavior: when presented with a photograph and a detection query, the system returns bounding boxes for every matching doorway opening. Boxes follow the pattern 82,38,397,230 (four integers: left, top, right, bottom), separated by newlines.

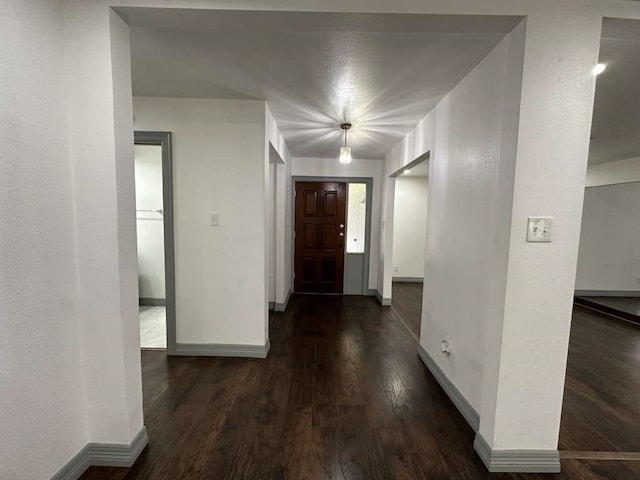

293,177,373,295
388,154,430,340
134,131,177,353
560,17,640,460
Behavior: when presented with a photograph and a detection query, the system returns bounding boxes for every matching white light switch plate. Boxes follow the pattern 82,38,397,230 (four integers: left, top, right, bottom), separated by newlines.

527,216,552,242
209,213,219,226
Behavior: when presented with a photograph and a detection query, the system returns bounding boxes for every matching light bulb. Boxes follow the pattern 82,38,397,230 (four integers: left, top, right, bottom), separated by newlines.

339,146,352,164
593,63,606,75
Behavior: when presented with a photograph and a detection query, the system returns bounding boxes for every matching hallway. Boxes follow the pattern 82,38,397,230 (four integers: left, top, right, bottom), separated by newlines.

82,296,640,479
391,281,423,339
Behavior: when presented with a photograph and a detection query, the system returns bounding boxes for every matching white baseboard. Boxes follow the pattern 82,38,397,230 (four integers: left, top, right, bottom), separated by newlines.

473,433,560,473
52,426,148,480
174,339,270,358
372,289,391,306
274,287,292,312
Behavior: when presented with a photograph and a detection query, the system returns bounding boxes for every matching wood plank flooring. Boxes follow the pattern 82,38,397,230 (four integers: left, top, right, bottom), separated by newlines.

559,305,640,453
574,296,640,326
391,281,423,339
82,295,640,479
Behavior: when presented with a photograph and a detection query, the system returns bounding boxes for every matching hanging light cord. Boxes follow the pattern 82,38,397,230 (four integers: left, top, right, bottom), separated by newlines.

341,122,351,146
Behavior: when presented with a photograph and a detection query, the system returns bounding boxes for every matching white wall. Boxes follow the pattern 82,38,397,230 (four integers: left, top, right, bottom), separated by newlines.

282,159,293,301
585,156,640,187
384,13,599,452
577,158,640,292
480,12,601,451
266,105,293,306
392,176,428,279
276,157,294,304
0,2,88,478
64,7,145,446
268,161,277,303
134,145,166,299
133,97,268,346
292,157,383,290
273,158,293,304
7,0,634,476
422,31,520,412
383,29,522,411
575,182,640,292
381,115,437,299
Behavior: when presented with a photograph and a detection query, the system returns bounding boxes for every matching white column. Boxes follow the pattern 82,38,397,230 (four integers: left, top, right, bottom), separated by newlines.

477,10,602,472
62,2,144,444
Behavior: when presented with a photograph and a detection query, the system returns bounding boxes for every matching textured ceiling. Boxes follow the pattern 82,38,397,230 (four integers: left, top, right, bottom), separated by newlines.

590,18,640,165
121,9,521,159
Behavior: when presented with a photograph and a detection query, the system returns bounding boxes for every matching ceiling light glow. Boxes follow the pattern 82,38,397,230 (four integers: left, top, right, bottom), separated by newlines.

403,169,411,174
593,63,606,75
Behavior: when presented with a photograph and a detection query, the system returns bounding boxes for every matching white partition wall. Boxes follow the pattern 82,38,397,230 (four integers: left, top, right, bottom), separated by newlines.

133,97,268,349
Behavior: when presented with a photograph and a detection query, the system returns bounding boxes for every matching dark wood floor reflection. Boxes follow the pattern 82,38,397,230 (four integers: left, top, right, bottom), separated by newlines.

82,296,640,479
574,296,640,326
559,305,640,453
391,281,423,339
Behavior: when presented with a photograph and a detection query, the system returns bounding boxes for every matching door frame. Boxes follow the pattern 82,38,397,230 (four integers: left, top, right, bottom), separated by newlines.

292,176,373,295
134,131,177,355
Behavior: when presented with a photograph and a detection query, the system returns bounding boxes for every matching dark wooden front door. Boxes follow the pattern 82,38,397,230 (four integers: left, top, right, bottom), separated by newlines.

294,182,347,293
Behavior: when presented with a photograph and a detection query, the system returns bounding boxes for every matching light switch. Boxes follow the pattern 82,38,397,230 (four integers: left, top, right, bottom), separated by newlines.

527,217,552,242
209,213,219,226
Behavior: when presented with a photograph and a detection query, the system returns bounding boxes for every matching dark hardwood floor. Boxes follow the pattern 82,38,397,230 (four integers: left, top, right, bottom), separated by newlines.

574,296,640,326
391,281,423,339
559,305,640,453
82,295,640,479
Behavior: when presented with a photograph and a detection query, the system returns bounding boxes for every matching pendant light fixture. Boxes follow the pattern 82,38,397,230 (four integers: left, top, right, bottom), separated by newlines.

339,122,352,164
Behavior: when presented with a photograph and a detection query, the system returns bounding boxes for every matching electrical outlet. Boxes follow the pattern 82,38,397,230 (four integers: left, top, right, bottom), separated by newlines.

209,213,219,226
636,276,640,285
394,265,399,273
441,341,452,356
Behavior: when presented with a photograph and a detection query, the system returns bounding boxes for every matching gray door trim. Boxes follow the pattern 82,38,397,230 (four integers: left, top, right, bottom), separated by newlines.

134,131,177,355
292,176,373,295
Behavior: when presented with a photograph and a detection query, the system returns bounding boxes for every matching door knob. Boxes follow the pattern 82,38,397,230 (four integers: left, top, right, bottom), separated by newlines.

339,232,344,237
339,224,344,228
